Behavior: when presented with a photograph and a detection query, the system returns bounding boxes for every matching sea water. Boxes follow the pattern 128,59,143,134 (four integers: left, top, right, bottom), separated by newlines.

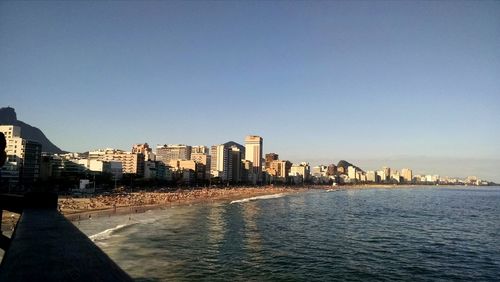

77,187,500,281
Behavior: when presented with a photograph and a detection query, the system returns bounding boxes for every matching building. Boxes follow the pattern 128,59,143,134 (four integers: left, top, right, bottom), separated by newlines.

466,176,479,185
229,145,243,183
312,165,328,177
110,152,144,176
191,152,211,180
265,153,279,169
167,160,205,182
382,167,391,182
191,146,209,154
156,144,192,164
347,166,357,180
0,125,42,188
143,161,172,181
51,154,87,178
0,125,23,164
401,168,413,183
376,170,385,182
245,135,263,183
210,141,245,183
356,171,366,182
132,143,154,161
84,159,123,179
241,160,254,183
89,149,144,176
210,145,223,178
290,162,310,183
366,171,377,182
19,140,42,186
268,160,292,182
0,125,21,140
337,166,346,174
391,170,401,183
431,175,440,183
327,164,337,176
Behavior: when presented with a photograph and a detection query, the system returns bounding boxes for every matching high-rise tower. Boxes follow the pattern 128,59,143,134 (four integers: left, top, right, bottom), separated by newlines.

244,135,263,183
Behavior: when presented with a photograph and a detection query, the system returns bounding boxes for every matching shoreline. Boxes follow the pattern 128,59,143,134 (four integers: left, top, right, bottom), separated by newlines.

2,184,494,230
60,184,492,222
61,184,474,222
61,186,310,222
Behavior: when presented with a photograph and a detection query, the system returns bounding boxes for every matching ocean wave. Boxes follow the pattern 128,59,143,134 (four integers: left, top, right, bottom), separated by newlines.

230,193,285,204
89,223,137,242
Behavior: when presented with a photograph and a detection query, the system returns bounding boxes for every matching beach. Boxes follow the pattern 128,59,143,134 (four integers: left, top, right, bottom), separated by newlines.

59,186,309,222
0,184,455,231
1,186,309,231
84,186,500,281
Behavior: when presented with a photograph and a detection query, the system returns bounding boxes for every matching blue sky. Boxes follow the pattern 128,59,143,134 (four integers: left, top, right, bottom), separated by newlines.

1,1,499,181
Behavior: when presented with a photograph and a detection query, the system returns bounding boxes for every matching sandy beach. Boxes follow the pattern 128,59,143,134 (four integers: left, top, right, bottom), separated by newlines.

0,184,441,231
59,186,310,222
1,186,309,231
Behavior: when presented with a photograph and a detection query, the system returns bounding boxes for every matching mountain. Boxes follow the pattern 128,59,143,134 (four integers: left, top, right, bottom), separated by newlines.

337,160,364,172
223,141,245,151
0,107,65,153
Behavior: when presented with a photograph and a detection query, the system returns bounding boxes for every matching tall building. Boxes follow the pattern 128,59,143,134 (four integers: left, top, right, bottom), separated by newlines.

347,166,357,180
376,170,386,182
0,125,42,187
245,135,263,183
230,145,243,183
20,140,42,185
366,171,377,182
210,145,222,177
156,144,192,164
382,166,391,182
401,168,413,183
210,142,244,182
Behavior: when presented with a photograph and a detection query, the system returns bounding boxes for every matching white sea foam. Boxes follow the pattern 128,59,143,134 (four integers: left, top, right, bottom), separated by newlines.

89,223,135,242
230,193,285,204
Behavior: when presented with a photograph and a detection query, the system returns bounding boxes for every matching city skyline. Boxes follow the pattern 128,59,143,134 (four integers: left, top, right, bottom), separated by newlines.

1,1,499,181
1,107,499,182
3,120,495,183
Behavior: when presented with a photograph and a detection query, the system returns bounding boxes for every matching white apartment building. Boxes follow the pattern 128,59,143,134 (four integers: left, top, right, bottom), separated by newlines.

245,135,263,182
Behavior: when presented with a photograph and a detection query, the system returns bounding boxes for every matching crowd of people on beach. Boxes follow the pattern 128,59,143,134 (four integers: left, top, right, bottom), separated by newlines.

58,186,296,215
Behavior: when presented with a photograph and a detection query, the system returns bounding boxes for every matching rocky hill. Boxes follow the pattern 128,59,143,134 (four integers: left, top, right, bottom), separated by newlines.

337,160,363,172
0,107,64,153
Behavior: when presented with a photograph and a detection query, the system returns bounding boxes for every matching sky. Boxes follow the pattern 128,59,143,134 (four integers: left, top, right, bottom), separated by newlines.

1,1,499,181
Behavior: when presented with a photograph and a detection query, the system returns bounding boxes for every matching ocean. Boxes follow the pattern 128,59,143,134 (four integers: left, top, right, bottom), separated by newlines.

77,186,500,281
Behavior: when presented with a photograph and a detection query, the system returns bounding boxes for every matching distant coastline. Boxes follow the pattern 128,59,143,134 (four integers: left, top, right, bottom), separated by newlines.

59,183,498,222
3,183,497,231
337,183,499,188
